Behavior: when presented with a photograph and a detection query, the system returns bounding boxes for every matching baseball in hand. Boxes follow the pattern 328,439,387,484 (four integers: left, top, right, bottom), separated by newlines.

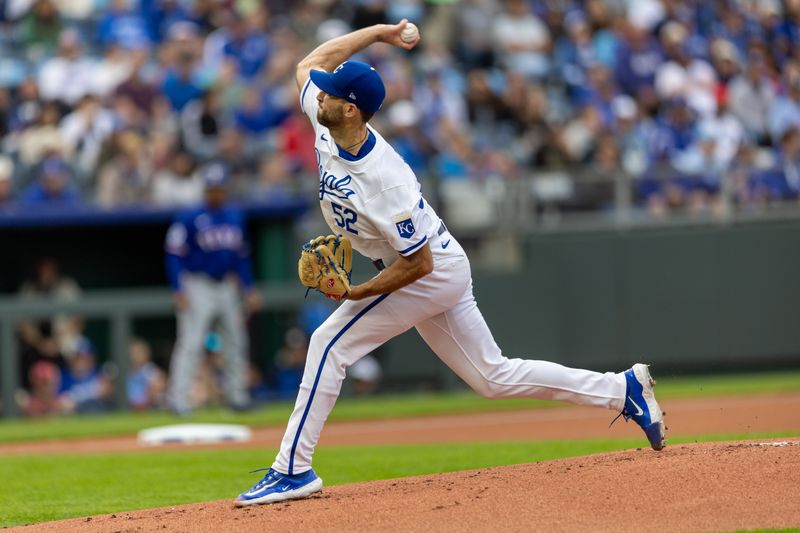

401,22,419,43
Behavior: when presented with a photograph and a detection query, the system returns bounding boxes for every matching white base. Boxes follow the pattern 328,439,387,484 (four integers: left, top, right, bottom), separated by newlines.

137,424,251,446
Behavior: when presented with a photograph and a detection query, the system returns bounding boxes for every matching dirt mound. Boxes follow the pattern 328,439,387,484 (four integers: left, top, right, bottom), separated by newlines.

14,439,800,533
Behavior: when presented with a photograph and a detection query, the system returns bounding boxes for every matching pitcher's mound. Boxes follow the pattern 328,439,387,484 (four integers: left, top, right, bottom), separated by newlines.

16,440,800,533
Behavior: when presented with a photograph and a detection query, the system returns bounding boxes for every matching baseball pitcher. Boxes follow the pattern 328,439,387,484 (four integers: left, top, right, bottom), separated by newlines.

235,20,665,506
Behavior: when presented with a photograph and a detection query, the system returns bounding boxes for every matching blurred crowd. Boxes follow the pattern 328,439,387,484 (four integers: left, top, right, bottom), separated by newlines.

16,256,115,416
14,256,382,417
1,0,800,217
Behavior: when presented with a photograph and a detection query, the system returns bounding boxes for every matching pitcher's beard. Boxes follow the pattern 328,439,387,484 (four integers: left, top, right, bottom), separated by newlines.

317,107,343,128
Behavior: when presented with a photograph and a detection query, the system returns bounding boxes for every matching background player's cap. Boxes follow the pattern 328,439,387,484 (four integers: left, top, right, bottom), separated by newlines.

310,61,386,114
201,162,230,188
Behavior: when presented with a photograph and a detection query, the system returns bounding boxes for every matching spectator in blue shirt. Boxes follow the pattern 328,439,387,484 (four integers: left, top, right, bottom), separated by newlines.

233,86,291,138
575,66,619,130
97,0,151,50
127,338,166,411
652,98,698,163
20,156,81,207
221,11,271,79
615,23,663,108
59,337,113,414
141,0,192,44
780,4,800,52
8,78,42,133
386,100,431,173
161,50,205,112
711,6,752,59
555,10,602,102
585,2,620,69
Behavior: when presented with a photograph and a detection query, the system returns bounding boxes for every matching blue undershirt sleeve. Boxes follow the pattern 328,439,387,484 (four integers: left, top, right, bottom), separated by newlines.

166,253,184,292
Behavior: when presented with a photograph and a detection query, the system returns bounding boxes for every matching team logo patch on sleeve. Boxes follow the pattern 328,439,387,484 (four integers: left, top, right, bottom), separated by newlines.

394,215,416,239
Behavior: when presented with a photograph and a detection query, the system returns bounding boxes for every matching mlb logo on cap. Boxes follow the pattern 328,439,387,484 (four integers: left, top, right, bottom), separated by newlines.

310,61,386,114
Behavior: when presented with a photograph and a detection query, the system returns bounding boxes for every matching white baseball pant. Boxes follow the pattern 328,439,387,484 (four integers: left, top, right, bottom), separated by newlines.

273,250,627,475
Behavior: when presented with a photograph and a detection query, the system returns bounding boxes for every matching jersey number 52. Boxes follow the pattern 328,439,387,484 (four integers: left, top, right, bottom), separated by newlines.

331,202,358,235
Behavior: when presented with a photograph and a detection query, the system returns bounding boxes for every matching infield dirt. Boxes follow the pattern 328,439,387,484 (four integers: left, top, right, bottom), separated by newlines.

12,439,800,533
6,393,800,532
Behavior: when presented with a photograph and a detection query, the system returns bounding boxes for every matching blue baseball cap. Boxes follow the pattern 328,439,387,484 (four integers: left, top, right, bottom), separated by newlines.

74,336,95,357
310,61,386,114
40,156,69,177
202,162,230,188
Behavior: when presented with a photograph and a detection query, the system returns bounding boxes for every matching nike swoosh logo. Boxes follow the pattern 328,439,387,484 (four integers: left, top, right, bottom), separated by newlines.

627,396,644,416
245,479,279,496
321,134,328,142
441,239,451,249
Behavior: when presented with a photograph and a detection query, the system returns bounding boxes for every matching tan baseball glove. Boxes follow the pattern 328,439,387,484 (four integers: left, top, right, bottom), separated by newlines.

298,234,352,300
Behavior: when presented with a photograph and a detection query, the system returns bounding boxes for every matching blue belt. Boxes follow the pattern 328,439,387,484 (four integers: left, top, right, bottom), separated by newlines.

188,271,227,282
373,221,447,271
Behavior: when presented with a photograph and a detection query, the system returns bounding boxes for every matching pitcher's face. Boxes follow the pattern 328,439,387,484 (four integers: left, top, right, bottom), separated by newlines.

317,91,347,128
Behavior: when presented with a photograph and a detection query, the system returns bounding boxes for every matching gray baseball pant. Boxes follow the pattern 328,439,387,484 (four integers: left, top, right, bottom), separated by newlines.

167,274,249,413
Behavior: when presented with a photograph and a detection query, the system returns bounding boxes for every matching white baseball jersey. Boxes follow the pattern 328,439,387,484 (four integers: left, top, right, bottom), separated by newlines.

270,75,628,477
300,78,462,268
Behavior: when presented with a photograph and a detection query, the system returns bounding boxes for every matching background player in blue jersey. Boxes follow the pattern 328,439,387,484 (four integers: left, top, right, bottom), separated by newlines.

164,163,263,415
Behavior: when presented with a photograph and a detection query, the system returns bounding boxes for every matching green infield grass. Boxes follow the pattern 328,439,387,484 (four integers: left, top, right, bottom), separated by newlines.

1,431,797,528
0,370,798,444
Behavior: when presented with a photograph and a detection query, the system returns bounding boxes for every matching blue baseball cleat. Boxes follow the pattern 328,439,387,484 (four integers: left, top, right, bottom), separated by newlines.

620,364,666,450
235,468,323,507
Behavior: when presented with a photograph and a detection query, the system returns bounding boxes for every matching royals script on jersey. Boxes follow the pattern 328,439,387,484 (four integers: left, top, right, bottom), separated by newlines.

301,76,461,268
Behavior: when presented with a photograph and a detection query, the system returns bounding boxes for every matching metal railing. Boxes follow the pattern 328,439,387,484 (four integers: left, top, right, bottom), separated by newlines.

434,166,800,237
0,283,302,418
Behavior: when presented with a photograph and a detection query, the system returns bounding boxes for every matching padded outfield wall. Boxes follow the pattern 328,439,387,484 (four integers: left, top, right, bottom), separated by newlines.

380,217,800,383
1,210,798,390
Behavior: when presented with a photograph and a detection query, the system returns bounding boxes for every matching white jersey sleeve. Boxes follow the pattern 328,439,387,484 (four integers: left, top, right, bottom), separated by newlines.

299,77,322,130
366,184,437,257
